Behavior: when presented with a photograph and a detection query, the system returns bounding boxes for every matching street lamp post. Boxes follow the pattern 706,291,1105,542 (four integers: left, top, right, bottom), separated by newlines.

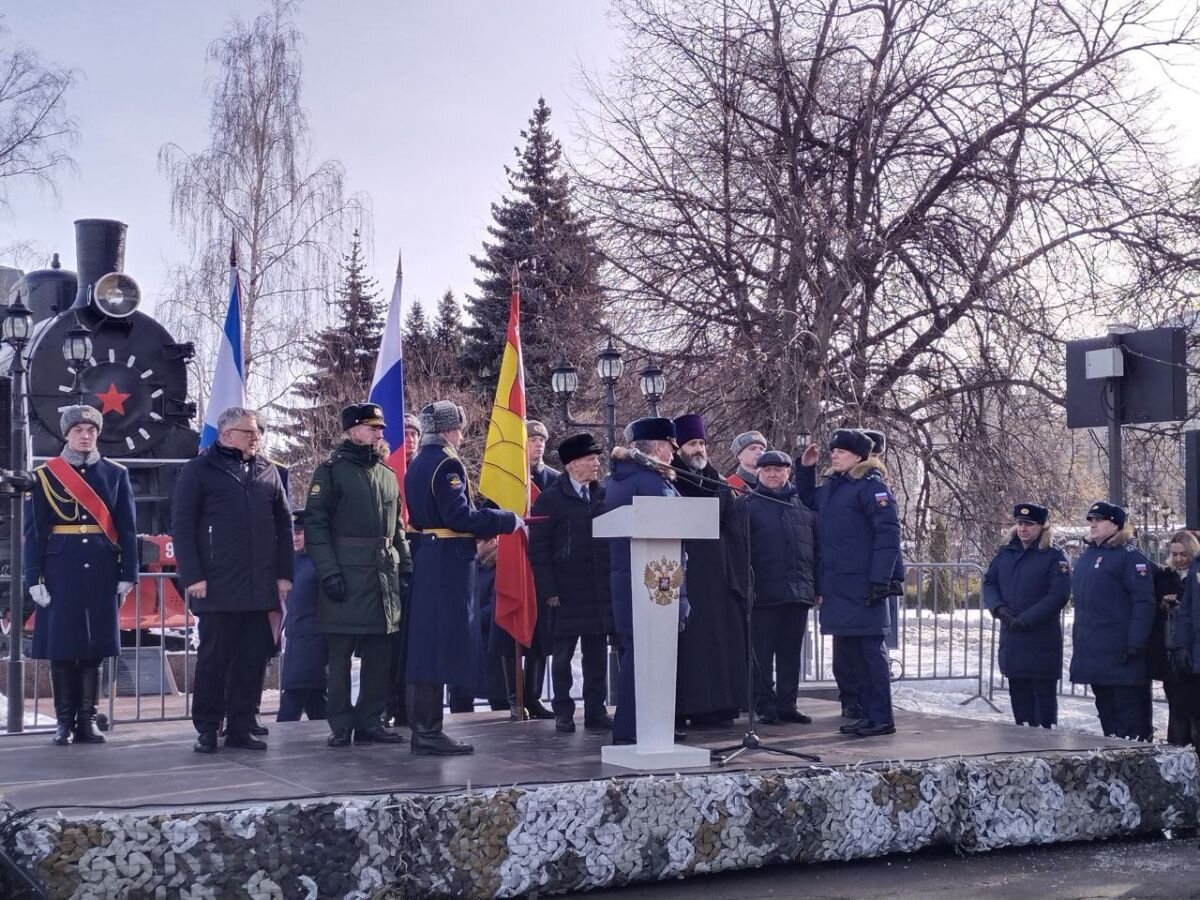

3,293,33,733
63,323,94,405
551,339,642,449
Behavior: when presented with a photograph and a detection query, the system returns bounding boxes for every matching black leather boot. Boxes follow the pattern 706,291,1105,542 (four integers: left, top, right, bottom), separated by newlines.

74,664,106,744
501,658,522,720
523,655,554,719
50,662,77,746
409,684,473,755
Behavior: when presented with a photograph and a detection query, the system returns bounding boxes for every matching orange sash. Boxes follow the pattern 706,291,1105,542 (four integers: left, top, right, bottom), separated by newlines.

44,457,119,545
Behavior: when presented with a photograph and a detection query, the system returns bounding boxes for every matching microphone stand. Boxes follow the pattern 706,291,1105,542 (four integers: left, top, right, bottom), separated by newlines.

650,451,819,766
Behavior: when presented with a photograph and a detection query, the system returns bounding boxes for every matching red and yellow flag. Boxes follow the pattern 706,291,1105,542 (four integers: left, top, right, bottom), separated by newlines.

481,267,538,648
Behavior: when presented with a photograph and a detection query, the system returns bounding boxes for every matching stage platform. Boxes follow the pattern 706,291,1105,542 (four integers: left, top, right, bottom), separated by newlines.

1,699,1197,898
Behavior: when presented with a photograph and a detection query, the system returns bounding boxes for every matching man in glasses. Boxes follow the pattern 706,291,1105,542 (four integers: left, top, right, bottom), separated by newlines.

173,407,294,753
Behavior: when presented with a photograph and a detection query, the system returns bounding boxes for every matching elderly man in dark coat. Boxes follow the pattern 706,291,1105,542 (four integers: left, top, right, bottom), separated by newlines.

812,428,904,737
405,401,519,755
671,413,747,728
25,405,138,746
306,403,410,747
733,450,817,725
529,432,614,733
1070,501,1155,741
983,503,1071,728
604,417,687,745
174,407,293,753
276,509,328,722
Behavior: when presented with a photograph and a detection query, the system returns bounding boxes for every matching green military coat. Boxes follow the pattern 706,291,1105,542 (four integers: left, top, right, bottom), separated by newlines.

304,440,412,635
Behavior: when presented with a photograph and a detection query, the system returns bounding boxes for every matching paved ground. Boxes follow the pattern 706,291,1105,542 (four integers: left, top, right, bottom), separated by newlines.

582,832,1200,899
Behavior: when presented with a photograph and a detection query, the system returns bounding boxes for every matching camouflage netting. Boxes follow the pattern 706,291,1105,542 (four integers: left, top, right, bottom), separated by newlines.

2,746,1196,899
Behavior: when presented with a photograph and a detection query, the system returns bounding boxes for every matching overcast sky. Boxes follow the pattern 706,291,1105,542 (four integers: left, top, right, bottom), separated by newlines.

0,1,617,316
3,1,1198,326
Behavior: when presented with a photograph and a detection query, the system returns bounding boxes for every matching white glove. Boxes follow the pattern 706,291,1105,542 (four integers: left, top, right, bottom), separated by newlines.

30,584,51,608
117,581,136,596
512,514,526,535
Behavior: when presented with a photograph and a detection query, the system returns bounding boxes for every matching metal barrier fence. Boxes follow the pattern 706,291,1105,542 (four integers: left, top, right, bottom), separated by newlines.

2,559,1174,735
799,562,994,707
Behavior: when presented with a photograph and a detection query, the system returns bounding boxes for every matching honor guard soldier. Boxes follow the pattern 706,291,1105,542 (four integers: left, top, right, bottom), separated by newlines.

25,405,138,746
405,400,519,755
983,503,1071,728
305,402,411,748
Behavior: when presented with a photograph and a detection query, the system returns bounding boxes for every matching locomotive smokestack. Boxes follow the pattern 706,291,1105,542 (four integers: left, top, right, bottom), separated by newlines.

73,218,127,309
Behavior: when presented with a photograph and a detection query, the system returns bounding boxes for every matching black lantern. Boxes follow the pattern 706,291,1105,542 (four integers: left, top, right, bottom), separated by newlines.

550,356,579,399
638,359,665,416
2,293,33,345
596,339,624,384
63,325,93,366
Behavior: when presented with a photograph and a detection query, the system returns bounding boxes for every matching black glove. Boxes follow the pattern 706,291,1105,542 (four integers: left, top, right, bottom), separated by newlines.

994,606,1016,627
1170,647,1193,674
865,583,891,607
322,574,346,603
1120,646,1142,665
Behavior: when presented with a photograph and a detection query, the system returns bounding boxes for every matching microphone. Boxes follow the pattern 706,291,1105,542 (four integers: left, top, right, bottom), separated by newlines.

611,446,796,507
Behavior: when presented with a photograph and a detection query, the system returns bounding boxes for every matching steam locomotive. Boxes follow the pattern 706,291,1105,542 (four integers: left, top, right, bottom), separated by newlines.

0,219,200,632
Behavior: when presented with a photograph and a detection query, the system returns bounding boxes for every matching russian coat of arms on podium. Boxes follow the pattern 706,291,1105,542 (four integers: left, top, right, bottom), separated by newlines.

643,557,683,606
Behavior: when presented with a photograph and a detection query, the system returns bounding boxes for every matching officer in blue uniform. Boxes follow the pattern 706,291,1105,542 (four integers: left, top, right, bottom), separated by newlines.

811,428,903,737
404,400,519,755
24,405,138,746
277,509,328,721
1070,501,1155,741
603,417,682,745
983,503,1071,728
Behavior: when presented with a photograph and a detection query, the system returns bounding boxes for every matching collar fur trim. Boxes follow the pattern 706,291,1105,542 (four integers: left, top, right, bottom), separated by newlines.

1005,524,1054,550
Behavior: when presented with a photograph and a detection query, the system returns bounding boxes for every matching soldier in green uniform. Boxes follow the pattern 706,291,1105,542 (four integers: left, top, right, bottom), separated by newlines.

304,402,412,747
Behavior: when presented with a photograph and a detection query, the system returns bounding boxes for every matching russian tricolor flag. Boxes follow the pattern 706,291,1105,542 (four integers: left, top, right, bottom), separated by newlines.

199,242,246,449
369,251,408,511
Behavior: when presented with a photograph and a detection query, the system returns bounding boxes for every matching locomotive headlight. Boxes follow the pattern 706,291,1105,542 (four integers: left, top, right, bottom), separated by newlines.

92,272,141,318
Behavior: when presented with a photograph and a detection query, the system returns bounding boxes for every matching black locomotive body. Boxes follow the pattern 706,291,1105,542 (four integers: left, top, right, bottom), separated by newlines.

1,219,200,607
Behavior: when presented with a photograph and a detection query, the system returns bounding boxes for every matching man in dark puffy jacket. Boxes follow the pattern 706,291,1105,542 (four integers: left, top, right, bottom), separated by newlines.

306,403,411,748
733,450,817,725
173,407,293,753
1070,501,1155,741
529,432,614,734
982,503,1070,728
604,417,683,745
277,509,327,722
811,428,903,737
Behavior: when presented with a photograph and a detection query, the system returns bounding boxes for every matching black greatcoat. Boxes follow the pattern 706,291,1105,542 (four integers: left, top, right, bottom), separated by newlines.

672,459,748,718
529,476,614,638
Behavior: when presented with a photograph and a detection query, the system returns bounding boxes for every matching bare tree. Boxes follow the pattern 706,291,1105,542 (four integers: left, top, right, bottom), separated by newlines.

0,18,76,208
575,0,1200,545
158,0,364,411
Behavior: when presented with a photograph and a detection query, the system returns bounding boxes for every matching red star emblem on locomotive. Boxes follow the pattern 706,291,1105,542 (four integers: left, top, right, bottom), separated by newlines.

95,382,132,415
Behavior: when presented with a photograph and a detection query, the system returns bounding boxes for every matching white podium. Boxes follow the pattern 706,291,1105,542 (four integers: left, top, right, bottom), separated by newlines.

593,494,718,770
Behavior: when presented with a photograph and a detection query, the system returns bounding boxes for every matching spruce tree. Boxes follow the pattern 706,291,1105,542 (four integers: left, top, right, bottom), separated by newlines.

432,289,464,381
278,230,384,471
403,299,433,378
461,98,605,417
